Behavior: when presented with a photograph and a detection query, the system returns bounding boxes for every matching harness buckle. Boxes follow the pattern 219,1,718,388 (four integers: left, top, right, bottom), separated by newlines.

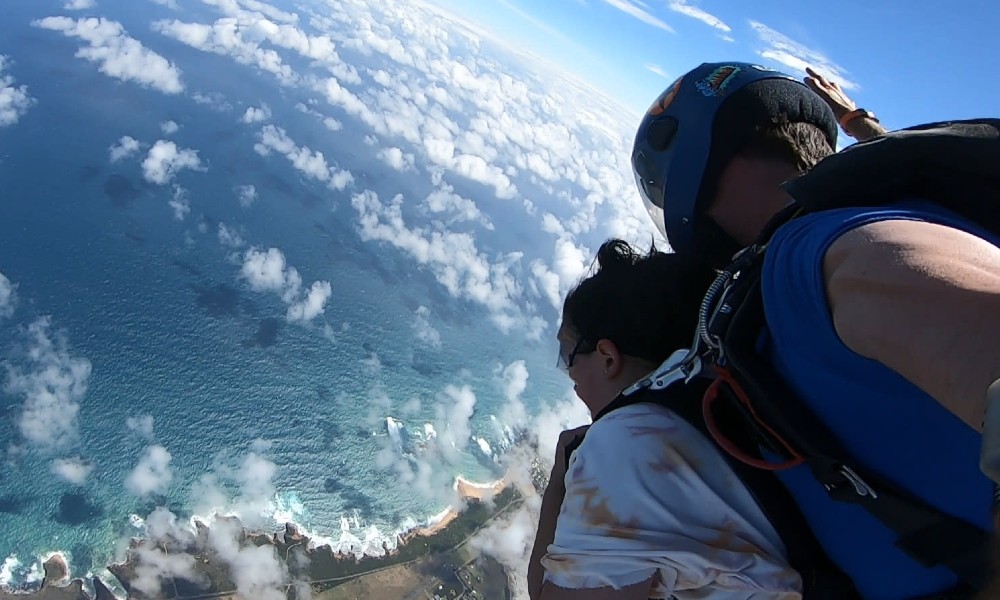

825,465,879,501
623,348,702,396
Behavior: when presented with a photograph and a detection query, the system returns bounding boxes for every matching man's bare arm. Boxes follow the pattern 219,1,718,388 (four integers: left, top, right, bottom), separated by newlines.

823,219,1000,431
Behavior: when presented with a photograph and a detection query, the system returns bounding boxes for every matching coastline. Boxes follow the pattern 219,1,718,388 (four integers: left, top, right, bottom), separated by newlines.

0,474,517,600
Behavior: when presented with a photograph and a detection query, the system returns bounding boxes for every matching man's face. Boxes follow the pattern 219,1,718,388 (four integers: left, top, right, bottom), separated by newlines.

703,155,799,247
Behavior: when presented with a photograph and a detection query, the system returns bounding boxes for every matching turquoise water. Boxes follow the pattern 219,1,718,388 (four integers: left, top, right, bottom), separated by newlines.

0,0,639,588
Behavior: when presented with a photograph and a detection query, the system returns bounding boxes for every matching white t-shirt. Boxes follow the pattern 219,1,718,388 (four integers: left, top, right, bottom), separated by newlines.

541,402,802,599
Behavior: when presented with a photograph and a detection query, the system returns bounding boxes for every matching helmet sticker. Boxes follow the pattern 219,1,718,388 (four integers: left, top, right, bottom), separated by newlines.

647,77,683,116
696,65,742,97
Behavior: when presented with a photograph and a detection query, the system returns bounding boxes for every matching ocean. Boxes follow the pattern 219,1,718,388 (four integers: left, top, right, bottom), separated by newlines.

0,0,644,591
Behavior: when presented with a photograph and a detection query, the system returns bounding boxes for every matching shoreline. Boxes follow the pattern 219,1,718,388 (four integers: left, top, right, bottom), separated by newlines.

403,475,507,540
0,474,513,599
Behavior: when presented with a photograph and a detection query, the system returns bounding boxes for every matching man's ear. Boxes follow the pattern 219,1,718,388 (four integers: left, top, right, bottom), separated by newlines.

594,339,622,378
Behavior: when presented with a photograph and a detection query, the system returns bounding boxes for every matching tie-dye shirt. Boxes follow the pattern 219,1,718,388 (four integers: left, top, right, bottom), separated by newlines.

541,402,802,599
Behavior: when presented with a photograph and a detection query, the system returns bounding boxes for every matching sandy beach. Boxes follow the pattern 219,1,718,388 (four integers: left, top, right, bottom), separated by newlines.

407,475,507,538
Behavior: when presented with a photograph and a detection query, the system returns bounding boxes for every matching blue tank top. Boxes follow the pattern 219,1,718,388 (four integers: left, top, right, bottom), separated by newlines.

760,200,997,600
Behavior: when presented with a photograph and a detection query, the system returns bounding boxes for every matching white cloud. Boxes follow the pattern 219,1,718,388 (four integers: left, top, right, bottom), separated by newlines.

125,444,173,497
153,10,350,87
51,457,94,485
749,20,858,90
209,517,289,600
109,135,140,162
150,0,179,8
351,189,539,336
497,360,529,427
286,281,332,322
468,498,537,600
241,104,271,123
168,185,191,220
435,384,476,458
32,17,183,94
0,271,17,318
411,306,441,348
254,125,354,190
424,184,493,229
235,184,257,207
668,0,731,32
131,542,200,597
126,415,155,439
64,0,96,9
375,146,414,171
218,223,246,248
240,247,331,323
601,0,674,32
644,63,670,79
159,120,179,134
4,317,91,450
241,247,293,293
141,139,204,184
0,56,35,127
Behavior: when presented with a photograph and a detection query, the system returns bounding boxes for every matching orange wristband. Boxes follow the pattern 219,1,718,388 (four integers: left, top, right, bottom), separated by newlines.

839,108,877,130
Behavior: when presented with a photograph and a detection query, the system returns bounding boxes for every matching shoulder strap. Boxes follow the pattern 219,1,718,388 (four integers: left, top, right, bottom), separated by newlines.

718,259,990,594
781,118,1000,234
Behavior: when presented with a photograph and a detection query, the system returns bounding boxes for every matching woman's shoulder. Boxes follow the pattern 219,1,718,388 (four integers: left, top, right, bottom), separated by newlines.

579,400,720,473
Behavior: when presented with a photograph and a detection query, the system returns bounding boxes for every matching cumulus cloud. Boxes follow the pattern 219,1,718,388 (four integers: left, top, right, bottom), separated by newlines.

126,444,289,599
668,0,731,32
750,20,858,90
0,56,35,127
32,17,183,93
351,189,541,336
218,223,246,248
4,317,91,450
436,384,476,458
125,444,173,497
375,146,414,171
160,120,179,134
240,247,331,323
254,125,353,190
286,281,332,322
64,0,96,9
189,440,279,528
241,103,271,123
0,271,17,318
411,306,440,348
468,499,538,600
424,184,493,229
126,415,155,439
497,360,529,427
235,184,257,207
141,140,204,184
209,517,289,600
51,457,94,485
109,135,140,162
168,185,191,220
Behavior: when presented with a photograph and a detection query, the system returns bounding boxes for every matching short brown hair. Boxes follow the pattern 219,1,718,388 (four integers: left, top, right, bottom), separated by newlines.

738,117,835,172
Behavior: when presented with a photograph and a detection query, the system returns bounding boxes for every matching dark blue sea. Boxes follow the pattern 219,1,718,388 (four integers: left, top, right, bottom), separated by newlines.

0,0,642,590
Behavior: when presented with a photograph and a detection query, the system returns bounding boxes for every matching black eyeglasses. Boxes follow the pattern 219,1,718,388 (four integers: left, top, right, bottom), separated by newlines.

557,337,594,371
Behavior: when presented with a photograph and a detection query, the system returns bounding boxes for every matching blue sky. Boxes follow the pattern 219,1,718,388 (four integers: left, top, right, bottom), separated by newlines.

434,0,1000,130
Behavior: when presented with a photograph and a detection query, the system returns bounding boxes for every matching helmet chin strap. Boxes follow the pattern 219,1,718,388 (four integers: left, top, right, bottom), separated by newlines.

693,217,744,270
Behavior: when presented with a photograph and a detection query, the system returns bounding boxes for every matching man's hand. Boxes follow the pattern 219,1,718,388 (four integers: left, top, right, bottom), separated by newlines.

804,66,886,141
803,66,856,121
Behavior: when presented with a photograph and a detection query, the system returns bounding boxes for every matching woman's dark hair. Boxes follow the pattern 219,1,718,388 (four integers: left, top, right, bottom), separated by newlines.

562,239,714,367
